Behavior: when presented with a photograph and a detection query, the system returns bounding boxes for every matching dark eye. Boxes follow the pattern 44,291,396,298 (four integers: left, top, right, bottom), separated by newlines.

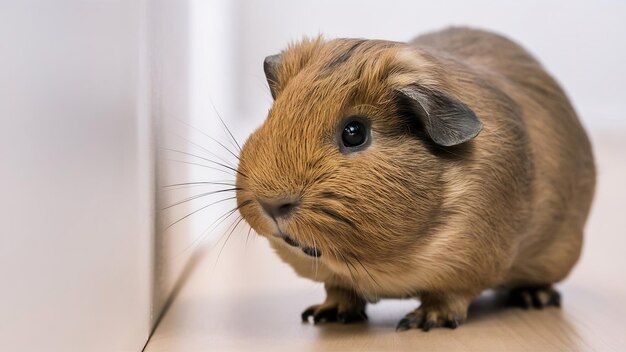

341,120,369,149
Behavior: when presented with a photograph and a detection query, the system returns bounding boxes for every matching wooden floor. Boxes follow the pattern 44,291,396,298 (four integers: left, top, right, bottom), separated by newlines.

145,133,626,352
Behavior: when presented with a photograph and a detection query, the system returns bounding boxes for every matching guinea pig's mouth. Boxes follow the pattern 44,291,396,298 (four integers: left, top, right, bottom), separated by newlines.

278,232,321,258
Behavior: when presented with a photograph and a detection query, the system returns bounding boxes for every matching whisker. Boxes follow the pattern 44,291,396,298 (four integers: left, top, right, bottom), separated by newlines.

174,205,241,258
167,159,236,177
170,132,238,169
169,116,241,160
164,196,238,229
209,99,242,152
163,148,246,178
178,199,253,258
245,225,254,249
162,181,237,190
214,215,245,267
162,189,239,210
164,148,247,179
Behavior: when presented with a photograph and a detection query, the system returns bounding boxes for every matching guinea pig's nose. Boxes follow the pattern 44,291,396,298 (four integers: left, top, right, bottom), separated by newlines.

258,196,300,220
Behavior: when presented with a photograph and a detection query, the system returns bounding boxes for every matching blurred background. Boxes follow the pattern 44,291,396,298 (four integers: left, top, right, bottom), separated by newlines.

1,1,624,351
225,0,626,131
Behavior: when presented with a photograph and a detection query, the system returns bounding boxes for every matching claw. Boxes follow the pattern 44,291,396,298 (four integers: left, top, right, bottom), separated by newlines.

395,317,415,332
302,304,367,325
548,291,561,307
421,319,436,332
509,287,561,310
445,316,463,329
313,307,338,324
301,307,316,323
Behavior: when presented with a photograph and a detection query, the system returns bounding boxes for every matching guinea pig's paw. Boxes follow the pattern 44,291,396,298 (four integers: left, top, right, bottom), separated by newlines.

508,286,561,309
396,305,466,332
302,286,368,325
301,303,367,325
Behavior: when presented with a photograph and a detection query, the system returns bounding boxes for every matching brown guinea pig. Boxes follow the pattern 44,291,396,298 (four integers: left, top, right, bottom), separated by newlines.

235,27,595,331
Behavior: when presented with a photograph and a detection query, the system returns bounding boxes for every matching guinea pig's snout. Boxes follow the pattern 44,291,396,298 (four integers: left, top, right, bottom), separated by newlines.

256,195,322,258
258,195,300,220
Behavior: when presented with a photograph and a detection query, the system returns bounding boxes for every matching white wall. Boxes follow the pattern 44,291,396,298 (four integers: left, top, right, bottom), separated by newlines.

0,1,230,349
151,0,195,327
152,0,241,324
0,1,152,351
233,0,626,132
160,0,242,256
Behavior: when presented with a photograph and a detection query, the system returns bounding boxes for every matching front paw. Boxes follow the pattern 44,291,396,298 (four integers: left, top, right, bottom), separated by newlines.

396,306,464,332
301,304,367,324
302,285,367,324
396,294,471,332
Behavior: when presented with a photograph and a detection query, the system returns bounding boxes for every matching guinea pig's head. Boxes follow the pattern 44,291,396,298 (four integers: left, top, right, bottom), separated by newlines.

236,37,482,277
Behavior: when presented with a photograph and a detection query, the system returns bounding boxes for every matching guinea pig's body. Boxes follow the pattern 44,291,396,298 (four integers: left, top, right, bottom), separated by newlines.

236,28,595,330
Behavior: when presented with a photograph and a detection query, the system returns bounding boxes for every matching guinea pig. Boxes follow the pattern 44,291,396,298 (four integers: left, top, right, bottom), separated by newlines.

235,27,595,331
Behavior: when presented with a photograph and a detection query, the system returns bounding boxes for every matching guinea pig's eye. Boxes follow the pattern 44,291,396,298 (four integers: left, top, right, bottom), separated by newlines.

340,118,370,151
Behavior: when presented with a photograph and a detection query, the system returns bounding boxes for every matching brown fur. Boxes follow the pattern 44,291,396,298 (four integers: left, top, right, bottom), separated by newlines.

235,27,596,330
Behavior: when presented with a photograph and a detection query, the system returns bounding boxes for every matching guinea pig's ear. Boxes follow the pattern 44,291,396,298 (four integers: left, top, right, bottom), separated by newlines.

397,86,483,147
263,54,282,99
